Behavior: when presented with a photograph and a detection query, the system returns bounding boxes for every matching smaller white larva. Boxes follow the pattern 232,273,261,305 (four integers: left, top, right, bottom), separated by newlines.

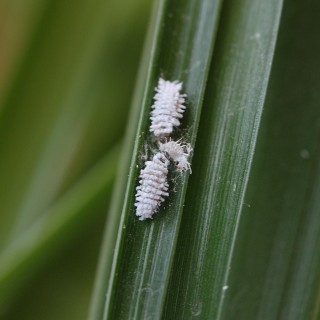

135,152,170,220
150,78,186,137
159,139,192,173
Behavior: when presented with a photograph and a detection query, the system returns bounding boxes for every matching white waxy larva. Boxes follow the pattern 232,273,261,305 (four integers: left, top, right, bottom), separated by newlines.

159,139,192,173
135,152,170,220
150,78,186,137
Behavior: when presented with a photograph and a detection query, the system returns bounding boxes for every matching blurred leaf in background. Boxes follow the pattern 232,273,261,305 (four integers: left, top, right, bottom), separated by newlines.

0,0,151,318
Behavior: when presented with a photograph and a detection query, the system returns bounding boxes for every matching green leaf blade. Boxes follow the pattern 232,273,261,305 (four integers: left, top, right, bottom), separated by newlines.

90,0,224,319
163,0,283,319
222,1,320,319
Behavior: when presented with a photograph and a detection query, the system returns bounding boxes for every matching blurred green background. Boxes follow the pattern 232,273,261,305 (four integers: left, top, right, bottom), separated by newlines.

0,0,151,318
2,0,320,319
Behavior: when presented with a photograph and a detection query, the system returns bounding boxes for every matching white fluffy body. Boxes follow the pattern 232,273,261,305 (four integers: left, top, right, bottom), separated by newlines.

150,78,186,137
135,152,170,220
159,139,192,173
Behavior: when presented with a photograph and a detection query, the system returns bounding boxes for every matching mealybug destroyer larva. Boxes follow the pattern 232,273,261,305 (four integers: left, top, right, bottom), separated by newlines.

135,152,170,220
135,78,191,220
150,78,186,137
159,139,192,173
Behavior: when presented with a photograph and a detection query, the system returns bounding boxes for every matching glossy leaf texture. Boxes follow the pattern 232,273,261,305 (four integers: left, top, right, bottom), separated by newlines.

222,1,320,319
90,0,283,319
163,0,283,318
89,0,224,319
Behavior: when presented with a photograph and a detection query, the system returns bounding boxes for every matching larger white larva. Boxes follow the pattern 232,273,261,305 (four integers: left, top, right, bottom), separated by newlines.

150,78,186,137
135,152,170,220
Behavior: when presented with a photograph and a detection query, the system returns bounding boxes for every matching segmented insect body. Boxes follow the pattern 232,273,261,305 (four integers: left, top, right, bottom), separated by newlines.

159,139,192,173
135,78,191,221
150,78,186,137
135,152,170,220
